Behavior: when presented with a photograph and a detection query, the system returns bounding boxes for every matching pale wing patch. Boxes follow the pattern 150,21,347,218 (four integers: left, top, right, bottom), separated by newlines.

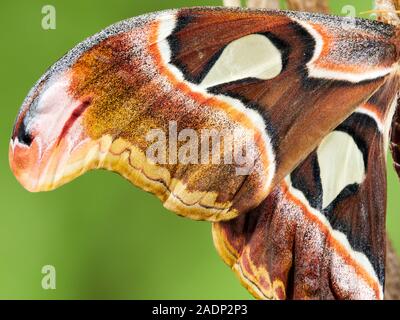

317,131,365,209
200,34,282,88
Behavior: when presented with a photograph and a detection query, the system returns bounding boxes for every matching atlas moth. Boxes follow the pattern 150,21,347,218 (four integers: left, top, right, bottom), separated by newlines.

9,0,400,300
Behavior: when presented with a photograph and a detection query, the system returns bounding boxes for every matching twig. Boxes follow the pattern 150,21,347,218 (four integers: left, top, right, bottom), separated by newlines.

223,0,241,7
286,0,329,13
247,0,280,9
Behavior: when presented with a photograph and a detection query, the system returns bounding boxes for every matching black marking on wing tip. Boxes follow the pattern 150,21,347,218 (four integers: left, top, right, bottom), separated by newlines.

16,120,33,146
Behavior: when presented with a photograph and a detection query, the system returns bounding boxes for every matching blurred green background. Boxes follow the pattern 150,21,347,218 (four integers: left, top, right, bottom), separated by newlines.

0,0,398,299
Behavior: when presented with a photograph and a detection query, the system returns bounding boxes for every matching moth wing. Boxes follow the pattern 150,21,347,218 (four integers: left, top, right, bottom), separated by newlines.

390,98,400,178
212,76,399,299
10,8,399,222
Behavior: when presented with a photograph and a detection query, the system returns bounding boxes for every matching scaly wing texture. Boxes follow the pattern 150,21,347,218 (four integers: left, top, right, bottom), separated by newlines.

10,7,399,223
213,75,399,299
390,98,400,177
